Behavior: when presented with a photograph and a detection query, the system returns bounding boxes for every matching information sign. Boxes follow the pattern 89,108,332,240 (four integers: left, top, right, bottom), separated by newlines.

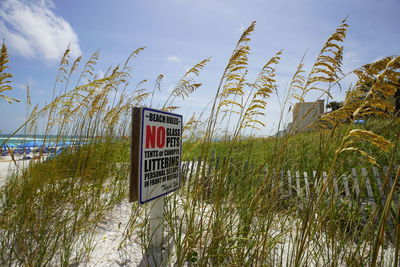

130,107,182,204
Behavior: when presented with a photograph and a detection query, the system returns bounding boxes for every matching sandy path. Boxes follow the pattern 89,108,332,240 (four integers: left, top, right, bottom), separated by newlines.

79,200,146,267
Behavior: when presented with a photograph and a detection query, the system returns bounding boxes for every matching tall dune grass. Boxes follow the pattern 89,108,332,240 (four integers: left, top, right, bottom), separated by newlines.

0,18,399,266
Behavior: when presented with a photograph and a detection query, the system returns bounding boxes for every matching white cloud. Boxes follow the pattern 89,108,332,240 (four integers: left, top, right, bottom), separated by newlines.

167,56,181,63
344,51,360,65
0,0,81,63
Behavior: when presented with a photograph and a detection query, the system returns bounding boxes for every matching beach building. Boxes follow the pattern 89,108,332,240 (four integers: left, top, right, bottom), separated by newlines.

274,100,325,137
291,100,325,133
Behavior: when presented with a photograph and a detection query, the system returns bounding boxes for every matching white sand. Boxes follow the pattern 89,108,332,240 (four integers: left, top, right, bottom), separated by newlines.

78,200,146,267
0,156,31,187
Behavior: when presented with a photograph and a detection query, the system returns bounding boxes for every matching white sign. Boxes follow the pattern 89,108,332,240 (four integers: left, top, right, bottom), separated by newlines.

137,107,182,204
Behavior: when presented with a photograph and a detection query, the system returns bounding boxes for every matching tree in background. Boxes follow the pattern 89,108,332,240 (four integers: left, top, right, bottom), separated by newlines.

322,56,400,125
393,78,400,115
326,101,343,111
354,57,400,117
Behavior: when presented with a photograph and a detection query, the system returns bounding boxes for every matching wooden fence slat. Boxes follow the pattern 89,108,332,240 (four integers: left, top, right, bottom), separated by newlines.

313,171,317,190
280,170,284,194
296,171,302,195
361,168,373,198
216,156,223,187
287,170,292,196
188,157,196,182
351,168,360,198
264,167,270,191
322,171,328,194
195,157,203,187
303,172,310,197
372,167,383,195
264,167,269,177
343,175,351,198
271,168,276,191
241,161,250,195
215,156,220,173
202,156,213,200
383,166,394,191
188,158,196,181
185,158,196,192
242,160,249,188
361,168,376,207
184,162,189,174
264,167,269,181
180,161,187,176
197,157,203,173
333,175,339,195
181,162,189,189
206,153,215,177
227,158,234,192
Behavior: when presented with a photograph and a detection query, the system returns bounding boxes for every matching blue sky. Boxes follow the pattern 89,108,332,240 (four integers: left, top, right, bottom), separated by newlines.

0,0,399,135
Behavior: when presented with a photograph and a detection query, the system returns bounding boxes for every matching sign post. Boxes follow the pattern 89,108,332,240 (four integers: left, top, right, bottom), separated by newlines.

148,196,164,266
130,107,182,266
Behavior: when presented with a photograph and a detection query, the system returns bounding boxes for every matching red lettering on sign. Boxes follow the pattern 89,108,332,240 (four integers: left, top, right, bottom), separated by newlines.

146,125,166,148
146,125,156,148
157,126,166,148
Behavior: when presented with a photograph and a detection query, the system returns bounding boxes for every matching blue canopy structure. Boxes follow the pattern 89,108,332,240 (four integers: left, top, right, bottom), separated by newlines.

57,141,72,147
25,141,44,147
63,141,72,146
1,143,17,149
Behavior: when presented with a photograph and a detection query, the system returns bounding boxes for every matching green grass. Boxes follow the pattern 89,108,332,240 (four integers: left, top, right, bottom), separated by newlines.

184,118,400,173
